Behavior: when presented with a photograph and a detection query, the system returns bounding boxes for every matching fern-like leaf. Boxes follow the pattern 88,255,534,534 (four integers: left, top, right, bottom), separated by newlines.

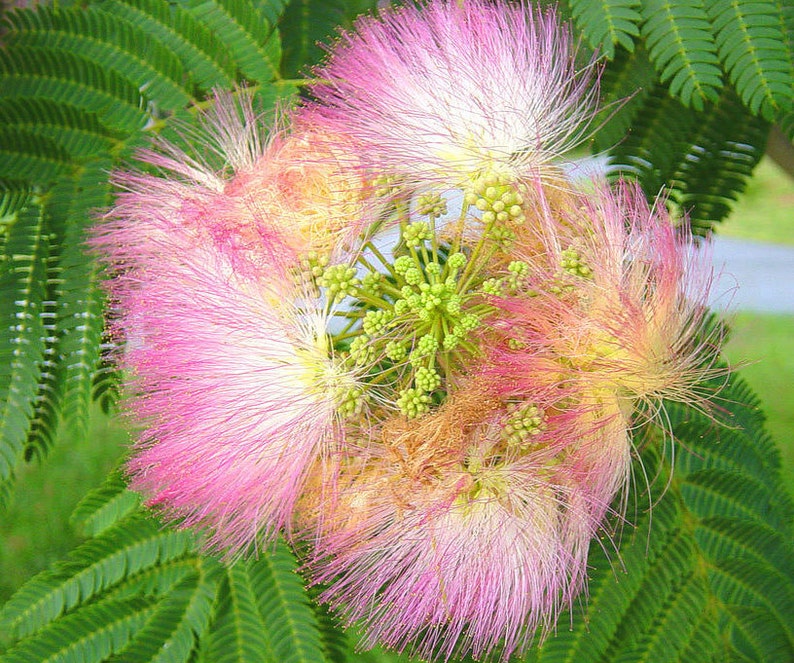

203,563,274,663
109,560,221,663
570,0,642,59
1,596,156,663
0,98,124,161
592,44,658,154
279,0,348,78
0,47,147,133
638,0,722,109
248,542,328,663
49,163,113,440
182,0,282,84
70,469,141,538
607,83,702,194
0,515,195,639
3,6,192,110
707,0,793,121
0,201,50,491
606,84,768,231
95,0,236,91
669,88,768,231
0,129,73,183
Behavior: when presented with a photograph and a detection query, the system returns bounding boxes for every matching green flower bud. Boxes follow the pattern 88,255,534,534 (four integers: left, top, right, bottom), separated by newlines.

414,366,441,392
363,309,394,336
397,387,432,419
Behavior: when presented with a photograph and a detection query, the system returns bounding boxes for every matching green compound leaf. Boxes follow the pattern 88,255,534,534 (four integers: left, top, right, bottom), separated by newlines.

47,164,113,440
570,0,642,59
592,44,659,154
0,200,50,497
95,0,237,92
70,469,141,538
638,0,722,110
706,0,793,121
668,88,768,231
0,596,157,663
0,128,74,183
109,560,221,663
0,46,148,134
182,0,282,85
202,564,275,663
605,83,768,234
249,542,329,663
522,368,794,663
0,515,196,640
3,5,192,111
0,98,125,161
279,0,349,78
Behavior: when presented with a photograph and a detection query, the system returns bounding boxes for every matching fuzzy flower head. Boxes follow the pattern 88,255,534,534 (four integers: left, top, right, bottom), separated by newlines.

305,384,603,662
121,248,356,555
95,94,365,556
225,128,370,256
494,180,722,411
303,0,600,186
95,3,729,658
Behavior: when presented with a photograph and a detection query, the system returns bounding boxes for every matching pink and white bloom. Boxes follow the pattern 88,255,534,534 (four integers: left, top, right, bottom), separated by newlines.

303,0,599,184
506,179,722,409
94,94,361,555
303,385,609,662
93,1,728,656
120,248,351,554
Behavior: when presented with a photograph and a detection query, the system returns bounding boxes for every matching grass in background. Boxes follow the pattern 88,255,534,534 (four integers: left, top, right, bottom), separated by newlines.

720,157,794,245
724,313,794,482
718,156,794,483
0,409,127,603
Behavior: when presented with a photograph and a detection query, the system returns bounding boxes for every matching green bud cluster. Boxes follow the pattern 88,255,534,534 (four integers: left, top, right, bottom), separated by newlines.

403,221,432,246
319,264,360,302
362,271,384,294
502,403,547,447
414,366,441,392
478,261,529,296
560,246,592,278
464,173,525,229
416,191,448,217
397,387,433,419
336,386,367,418
385,340,407,362
318,174,525,422
373,174,400,197
299,251,329,279
363,309,394,335
349,334,375,366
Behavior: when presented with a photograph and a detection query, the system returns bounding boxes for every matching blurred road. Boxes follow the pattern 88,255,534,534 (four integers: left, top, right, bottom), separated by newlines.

710,236,794,313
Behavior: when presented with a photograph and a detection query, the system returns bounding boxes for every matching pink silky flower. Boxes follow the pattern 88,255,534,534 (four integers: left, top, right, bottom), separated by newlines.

120,247,351,554
303,0,599,184
303,385,607,662
94,95,362,555
511,179,722,408
102,91,369,276
475,177,722,557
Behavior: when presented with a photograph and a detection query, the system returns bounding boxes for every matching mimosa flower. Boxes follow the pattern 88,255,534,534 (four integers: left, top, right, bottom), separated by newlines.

304,385,607,662
120,246,354,555
226,129,370,256
94,95,364,555
105,91,369,274
303,0,599,185
496,180,722,410
94,1,728,654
